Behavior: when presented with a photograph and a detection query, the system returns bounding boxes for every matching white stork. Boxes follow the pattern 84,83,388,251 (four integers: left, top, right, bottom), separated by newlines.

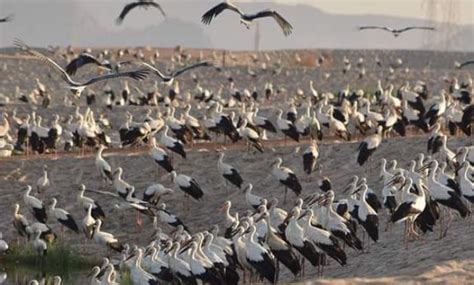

49,198,79,233
252,107,277,133
113,167,134,199
284,206,324,267
276,109,299,142
22,185,47,223
171,171,204,201
160,126,186,159
243,184,263,210
32,229,47,257
217,152,243,188
12,203,29,238
150,137,174,173
95,144,113,184
77,184,106,220
238,119,264,153
458,162,474,203
301,209,347,265
259,211,301,277
351,185,379,243
180,241,221,284
167,242,195,284
129,248,160,285
357,126,383,166
243,225,276,283
302,140,319,175
93,219,124,252
142,183,174,205
157,203,188,231
426,160,470,219
271,157,302,203
82,204,96,239
36,165,50,194
0,232,8,253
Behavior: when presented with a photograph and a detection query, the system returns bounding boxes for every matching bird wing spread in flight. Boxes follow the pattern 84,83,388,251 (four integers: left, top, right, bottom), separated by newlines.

65,53,103,75
14,39,76,85
15,39,148,87
172,62,212,78
398,26,435,33
0,14,13,23
141,62,169,80
358,26,393,32
250,10,293,36
146,1,166,17
201,2,244,25
83,69,149,87
117,1,166,24
458,60,474,69
116,2,141,24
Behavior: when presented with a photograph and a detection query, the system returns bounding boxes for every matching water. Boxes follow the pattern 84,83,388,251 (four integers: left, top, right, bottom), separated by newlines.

0,265,89,285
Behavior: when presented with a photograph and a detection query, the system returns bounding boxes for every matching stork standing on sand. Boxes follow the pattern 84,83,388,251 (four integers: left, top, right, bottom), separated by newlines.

271,157,302,203
217,152,244,188
357,126,383,166
96,145,113,185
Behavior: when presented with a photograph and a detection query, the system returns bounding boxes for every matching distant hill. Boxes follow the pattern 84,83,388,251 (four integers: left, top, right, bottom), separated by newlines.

0,0,472,51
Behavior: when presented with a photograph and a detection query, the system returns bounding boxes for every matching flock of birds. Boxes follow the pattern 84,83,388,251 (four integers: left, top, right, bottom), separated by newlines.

0,0,474,285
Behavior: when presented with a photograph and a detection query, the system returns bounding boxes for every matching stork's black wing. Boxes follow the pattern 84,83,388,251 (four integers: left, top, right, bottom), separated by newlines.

14,39,75,85
398,26,435,33
116,1,141,24
457,60,474,69
83,68,149,86
65,53,102,75
172,62,212,78
0,14,13,23
250,10,293,36
201,2,244,25
147,1,166,17
358,26,393,32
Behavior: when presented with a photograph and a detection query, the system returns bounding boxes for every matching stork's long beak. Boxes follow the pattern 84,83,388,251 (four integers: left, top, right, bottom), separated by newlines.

144,248,152,257
217,204,226,212
342,184,353,194
230,228,240,237
124,253,135,262
352,187,362,195
417,162,433,173
282,211,294,224
179,242,193,254
297,210,309,221
310,195,327,206
385,175,404,188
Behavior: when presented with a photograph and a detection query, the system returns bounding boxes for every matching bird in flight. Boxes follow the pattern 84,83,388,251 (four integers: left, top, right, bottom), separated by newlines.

358,26,435,37
65,53,112,76
14,39,149,97
455,60,474,69
116,0,166,24
0,14,13,23
202,2,293,36
142,61,213,85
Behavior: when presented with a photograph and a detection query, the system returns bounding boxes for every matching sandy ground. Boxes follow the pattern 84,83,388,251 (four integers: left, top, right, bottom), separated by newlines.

0,48,473,284
0,135,473,284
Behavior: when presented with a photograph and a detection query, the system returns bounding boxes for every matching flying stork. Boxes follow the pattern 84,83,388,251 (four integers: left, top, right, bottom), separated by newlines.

202,1,293,36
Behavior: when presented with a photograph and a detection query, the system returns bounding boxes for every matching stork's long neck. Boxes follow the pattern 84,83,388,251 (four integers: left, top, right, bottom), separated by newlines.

135,250,142,270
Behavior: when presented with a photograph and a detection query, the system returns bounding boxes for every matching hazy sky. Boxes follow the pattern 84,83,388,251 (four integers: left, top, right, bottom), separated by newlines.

299,0,473,25
75,0,473,24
